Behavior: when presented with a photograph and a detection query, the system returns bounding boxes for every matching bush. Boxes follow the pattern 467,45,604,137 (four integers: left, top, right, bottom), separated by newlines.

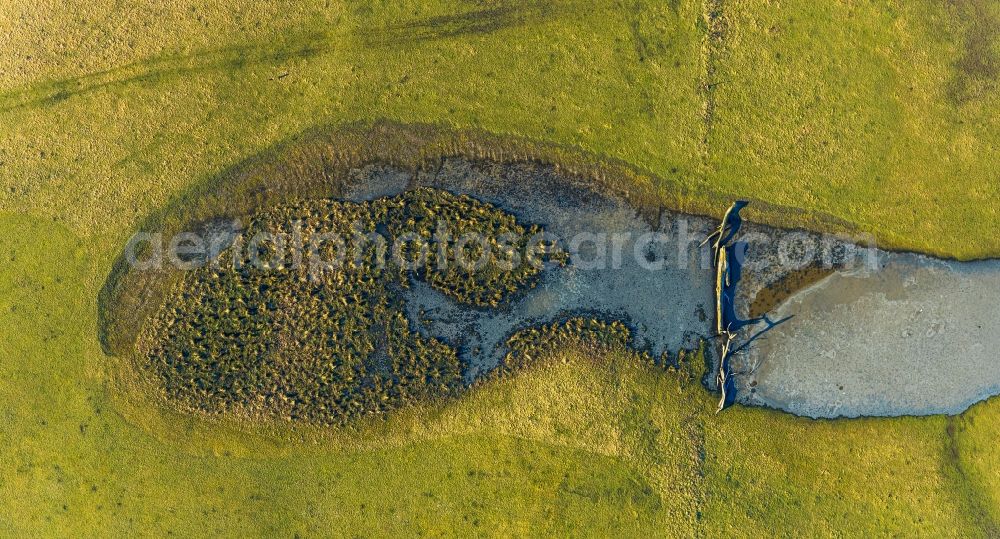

141,188,565,424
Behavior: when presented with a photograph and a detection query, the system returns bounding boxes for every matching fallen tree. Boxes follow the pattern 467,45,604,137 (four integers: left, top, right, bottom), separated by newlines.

705,201,791,412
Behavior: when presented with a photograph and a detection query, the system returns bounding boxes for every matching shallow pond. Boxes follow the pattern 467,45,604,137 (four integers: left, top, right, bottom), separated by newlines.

744,253,1000,417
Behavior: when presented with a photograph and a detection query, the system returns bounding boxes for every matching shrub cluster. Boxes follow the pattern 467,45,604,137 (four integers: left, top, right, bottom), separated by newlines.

501,317,633,373
141,188,564,424
386,187,566,307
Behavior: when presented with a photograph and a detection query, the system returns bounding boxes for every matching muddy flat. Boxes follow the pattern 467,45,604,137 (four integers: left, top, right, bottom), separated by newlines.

743,253,1000,418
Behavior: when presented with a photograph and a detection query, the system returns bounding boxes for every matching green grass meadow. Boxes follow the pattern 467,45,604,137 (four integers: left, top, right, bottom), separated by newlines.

2,0,999,535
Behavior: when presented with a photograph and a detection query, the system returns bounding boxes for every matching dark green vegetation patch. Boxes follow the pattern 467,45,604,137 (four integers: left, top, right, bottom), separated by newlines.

140,187,565,424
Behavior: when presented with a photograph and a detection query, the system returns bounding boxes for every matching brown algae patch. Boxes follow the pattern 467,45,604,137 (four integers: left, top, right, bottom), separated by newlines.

748,265,835,319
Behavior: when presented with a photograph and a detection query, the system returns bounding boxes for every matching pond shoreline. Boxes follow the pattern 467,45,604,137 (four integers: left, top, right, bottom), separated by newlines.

99,122,1000,422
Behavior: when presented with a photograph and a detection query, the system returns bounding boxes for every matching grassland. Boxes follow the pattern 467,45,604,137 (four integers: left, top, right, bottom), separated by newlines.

2,0,1000,536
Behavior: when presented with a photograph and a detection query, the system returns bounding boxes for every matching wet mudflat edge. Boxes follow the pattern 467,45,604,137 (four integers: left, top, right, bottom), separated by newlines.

99,122,1000,422
343,159,717,379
